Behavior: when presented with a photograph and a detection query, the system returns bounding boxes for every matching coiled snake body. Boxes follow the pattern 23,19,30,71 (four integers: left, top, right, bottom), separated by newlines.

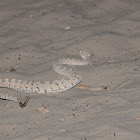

0,50,90,107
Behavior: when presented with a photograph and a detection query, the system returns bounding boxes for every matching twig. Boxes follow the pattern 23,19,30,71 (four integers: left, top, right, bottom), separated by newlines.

76,84,107,92
19,96,30,108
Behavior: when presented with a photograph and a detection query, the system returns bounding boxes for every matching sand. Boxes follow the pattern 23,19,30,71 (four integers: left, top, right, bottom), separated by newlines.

0,0,140,139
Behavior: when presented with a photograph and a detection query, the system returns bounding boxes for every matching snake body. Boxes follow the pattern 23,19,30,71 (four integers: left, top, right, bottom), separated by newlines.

0,50,90,107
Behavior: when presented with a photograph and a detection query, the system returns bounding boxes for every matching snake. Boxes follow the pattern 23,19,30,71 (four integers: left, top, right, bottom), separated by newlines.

0,50,90,107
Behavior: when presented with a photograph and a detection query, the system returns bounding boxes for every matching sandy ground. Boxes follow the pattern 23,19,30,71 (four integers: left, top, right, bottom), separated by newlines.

0,0,140,139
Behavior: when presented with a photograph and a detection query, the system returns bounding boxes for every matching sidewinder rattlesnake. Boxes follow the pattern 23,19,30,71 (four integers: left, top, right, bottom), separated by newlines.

0,50,90,107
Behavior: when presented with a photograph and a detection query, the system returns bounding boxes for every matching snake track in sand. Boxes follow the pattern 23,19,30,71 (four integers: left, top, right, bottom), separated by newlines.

0,50,90,107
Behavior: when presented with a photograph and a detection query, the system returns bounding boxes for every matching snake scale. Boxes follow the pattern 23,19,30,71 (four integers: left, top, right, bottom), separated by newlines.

0,50,90,107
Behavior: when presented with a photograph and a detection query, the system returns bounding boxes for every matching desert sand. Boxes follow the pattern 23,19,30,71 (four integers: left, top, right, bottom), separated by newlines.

0,0,140,139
